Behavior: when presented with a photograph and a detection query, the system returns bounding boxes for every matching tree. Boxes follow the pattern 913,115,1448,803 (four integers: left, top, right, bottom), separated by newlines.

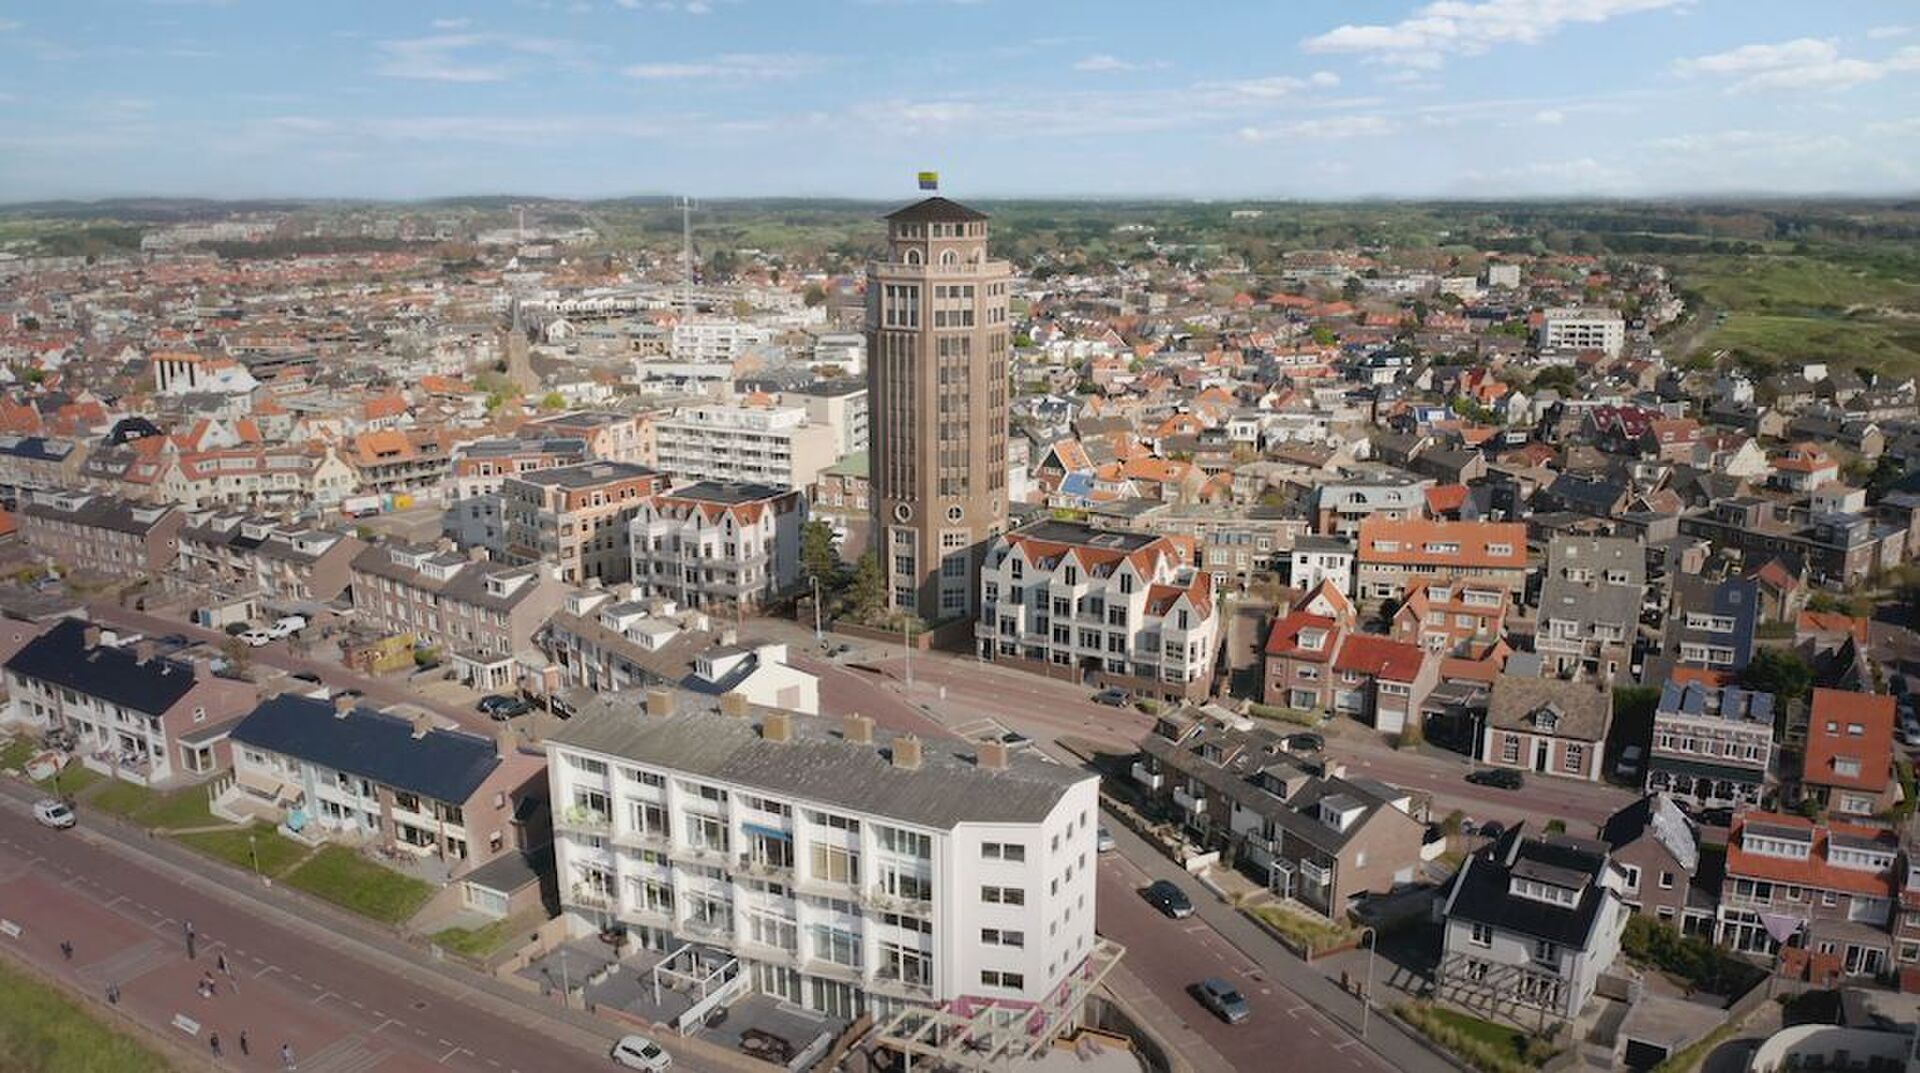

1310,325,1337,346
540,391,566,410
1743,647,1813,701
847,552,887,620
802,283,828,307
801,521,842,590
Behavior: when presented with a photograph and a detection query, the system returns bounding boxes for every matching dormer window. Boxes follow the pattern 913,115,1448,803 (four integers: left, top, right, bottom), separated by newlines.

1509,877,1580,907
1299,628,1327,652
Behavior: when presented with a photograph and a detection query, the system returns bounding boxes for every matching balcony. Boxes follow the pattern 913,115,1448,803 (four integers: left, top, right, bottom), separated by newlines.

555,805,611,835
736,855,795,881
868,969,935,1001
862,886,933,914
613,827,670,851
569,883,614,909
1298,859,1333,887
668,842,730,868
1131,762,1164,791
1172,787,1208,815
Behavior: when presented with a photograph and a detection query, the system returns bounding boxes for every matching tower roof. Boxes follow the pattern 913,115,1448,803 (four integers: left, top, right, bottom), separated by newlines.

884,196,988,223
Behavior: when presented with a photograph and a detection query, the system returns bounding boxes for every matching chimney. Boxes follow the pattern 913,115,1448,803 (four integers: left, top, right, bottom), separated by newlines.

721,691,751,718
762,710,792,743
333,694,355,718
976,739,1010,771
645,688,675,718
720,626,738,647
891,734,923,771
468,544,489,563
410,712,433,740
133,638,158,664
843,713,875,746
82,624,103,649
495,725,519,760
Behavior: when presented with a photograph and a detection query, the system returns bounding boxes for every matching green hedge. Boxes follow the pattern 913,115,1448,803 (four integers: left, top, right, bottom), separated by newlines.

1623,916,1765,996
1247,703,1320,727
1397,1002,1558,1073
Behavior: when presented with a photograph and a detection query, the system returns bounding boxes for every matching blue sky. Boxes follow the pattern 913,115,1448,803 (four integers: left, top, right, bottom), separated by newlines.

1,0,1916,201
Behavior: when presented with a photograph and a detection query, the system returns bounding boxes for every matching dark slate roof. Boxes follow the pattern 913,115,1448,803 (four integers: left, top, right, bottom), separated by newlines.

1447,831,1615,947
884,196,988,223
228,693,501,804
4,618,197,716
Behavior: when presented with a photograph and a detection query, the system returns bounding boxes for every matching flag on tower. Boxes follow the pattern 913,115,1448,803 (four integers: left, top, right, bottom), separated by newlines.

917,171,939,191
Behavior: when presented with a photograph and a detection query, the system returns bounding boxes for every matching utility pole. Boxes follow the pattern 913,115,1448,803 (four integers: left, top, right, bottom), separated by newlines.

903,618,913,696
679,195,695,318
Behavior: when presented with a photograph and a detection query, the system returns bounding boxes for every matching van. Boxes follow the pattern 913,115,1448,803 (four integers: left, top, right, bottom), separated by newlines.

1615,745,1643,779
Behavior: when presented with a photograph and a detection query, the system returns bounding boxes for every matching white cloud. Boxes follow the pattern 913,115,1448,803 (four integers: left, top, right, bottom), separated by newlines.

623,53,825,81
1073,54,1163,73
1308,70,1341,87
0,19,21,32
430,18,470,30
1868,26,1912,40
1675,37,1920,91
1534,108,1565,124
374,34,585,83
1239,114,1396,142
1304,0,1686,67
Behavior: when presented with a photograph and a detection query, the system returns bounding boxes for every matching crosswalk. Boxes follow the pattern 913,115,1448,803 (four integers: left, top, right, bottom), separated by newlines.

296,1034,389,1073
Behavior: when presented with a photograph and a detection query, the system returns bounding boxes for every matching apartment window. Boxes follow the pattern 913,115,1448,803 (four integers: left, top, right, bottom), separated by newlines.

808,843,860,885
1659,871,1675,890
1563,743,1584,774
1501,735,1521,765
1469,923,1493,947
981,886,1026,906
979,970,1025,990
982,842,1027,863
980,928,1026,948
1532,940,1558,965
1622,866,1641,893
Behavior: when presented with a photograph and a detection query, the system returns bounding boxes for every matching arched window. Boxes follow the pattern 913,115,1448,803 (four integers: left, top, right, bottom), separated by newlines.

903,248,922,265
939,249,958,267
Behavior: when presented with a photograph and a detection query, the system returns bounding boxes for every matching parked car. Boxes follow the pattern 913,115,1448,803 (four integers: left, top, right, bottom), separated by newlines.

1466,768,1524,790
610,1034,671,1071
1902,720,1920,748
237,628,274,648
1614,745,1643,779
1695,807,1735,829
1193,977,1251,1024
267,614,308,639
1143,879,1194,919
1287,732,1325,753
1092,688,1134,707
1096,826,1117,853
32,798,76,829
478,694,532,720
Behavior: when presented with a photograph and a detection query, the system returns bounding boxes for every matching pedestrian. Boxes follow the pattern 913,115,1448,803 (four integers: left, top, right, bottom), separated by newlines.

281,1041,296,1069
185,919,197,961
217,951,229,975
106,982,120,1005
209,1032,222,1058
59,939,73,960
239,1030,250,1056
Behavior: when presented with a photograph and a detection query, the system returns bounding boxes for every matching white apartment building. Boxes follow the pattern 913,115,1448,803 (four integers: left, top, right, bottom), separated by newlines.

629,482,806,613
671,319,774,363
1540,308,1626,358
654,404,839,492
975,520,1218,703
547,697,1113,1032
1289,535,1355,595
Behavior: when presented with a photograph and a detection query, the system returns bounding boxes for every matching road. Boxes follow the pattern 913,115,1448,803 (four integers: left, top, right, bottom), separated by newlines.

86,603,494,735
0,794,621,1073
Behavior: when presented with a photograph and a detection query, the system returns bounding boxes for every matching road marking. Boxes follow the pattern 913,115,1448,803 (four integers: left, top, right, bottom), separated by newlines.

255,964,279,979
350,999,364,1009
311,988,333,1003
373,1019,398,1033
440,1046,465,1063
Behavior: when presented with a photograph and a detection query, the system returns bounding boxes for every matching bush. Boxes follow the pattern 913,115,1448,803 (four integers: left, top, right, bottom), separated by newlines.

1397,1002,1556,1073
1247,702,1321,727
1545,818,1567,835
1621,916,1765,996
1134,699,1162,716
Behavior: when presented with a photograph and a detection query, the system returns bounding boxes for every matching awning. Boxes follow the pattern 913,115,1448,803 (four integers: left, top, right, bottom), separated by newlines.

742,823,791,842
235,768,292,802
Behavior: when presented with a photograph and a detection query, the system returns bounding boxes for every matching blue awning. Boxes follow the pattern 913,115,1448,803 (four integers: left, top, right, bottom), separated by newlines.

742,823,791,841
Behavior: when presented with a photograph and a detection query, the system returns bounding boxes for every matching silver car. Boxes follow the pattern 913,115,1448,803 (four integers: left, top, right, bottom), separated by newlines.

1195,977,1251,1024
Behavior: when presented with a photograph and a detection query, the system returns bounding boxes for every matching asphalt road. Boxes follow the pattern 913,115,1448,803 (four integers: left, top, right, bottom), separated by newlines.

0,799,622,1073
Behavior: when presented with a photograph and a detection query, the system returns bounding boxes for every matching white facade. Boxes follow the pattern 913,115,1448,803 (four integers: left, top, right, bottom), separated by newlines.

629,485,805,612
547,707,1100,1022
1540,308,1626,358
654,405,839,492
1289,539,1354,596
671,319,774,363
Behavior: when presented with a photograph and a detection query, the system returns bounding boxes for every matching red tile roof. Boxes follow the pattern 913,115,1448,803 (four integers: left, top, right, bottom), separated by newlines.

1726,811,1897,898
1333,633,1427,682
1802,689,1896,793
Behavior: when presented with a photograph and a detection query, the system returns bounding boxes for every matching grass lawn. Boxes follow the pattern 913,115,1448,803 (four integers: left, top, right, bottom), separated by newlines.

1704,313,1920,378
286,847,434,925
431,915,534,960
88,784,218,830
85,781,155,819
1398,1002,1556,1073
172,823,307,879
1251,905,1357,954
0,736,38,772
1427,1006,1530,1053
35,765,101,797
0,956,176,1072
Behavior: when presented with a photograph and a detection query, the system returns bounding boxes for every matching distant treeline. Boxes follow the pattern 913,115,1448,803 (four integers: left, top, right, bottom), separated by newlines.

200,237,429,259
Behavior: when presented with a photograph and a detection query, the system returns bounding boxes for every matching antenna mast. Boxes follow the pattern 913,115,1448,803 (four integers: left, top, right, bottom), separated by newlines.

679,195,695,317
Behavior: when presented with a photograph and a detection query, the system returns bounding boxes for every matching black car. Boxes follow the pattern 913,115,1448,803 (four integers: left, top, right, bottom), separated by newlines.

1143,879,1194,919
1287,732,1325,753
1465,768,1524,790
1695,807,1735,829
478,694,532,720
1092,688,1135,707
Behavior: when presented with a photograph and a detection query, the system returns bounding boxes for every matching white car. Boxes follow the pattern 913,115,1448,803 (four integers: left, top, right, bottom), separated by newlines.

32,798,76,829
267,615,308,639
610,1035,671,1071
238,628,274,648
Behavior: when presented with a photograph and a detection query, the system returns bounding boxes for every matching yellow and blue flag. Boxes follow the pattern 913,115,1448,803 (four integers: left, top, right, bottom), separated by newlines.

917,171,939,191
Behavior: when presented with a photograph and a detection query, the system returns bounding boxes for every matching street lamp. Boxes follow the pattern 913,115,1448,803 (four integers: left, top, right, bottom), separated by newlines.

558,945,572,1009
248,834,260,880
811,575,823,645
1358,925,1378,1040
903,617,913,696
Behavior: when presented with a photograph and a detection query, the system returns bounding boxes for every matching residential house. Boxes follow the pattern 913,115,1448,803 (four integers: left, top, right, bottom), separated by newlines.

1535,537,1644,683
1800,689,1899,822
1646,682,1776,809
1330,634,1438,735
5,619,255,786
629,482,805,613
1390,579,1508,656
1662,575,1760,678
1437,829,1630,1022
1599,794,1710,934
17,489,182,580
499,461,667,585
219,693,547,873
349,541,569,691
1289,535,1354,596
1718,812,1896,980
1354,517,1530,602
1481,676,1612,783
173,513,364,605
1312,468,1433,537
